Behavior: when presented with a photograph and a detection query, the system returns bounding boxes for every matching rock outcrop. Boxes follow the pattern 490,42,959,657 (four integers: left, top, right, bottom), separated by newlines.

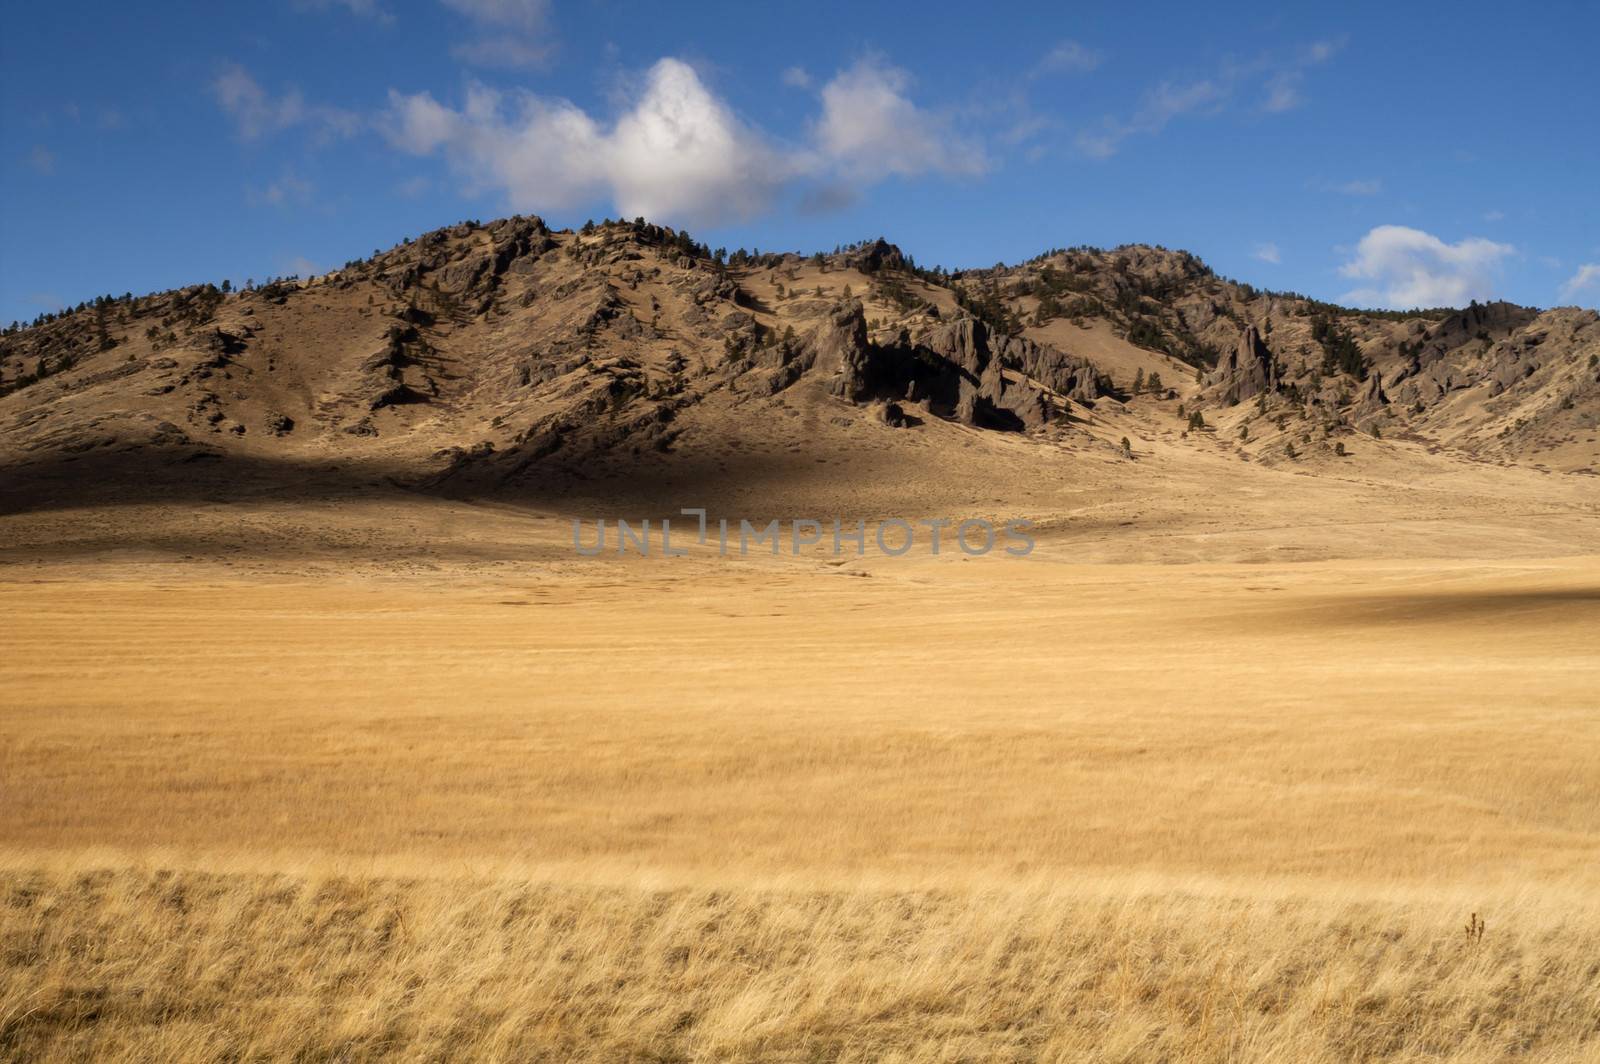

1208,324,1277,404
1354,371,1388,417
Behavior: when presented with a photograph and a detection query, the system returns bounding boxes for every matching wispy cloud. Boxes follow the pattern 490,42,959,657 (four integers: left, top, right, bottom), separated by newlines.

1260,37,1344,113
212,63,359,142
1032,40,1100,77
1253,242,1281,264
1558,263,1600,305
781,66,812,89
292,0,393,24
1339,225,1514,308
1078,38,1343,158
248,172,315,208
395,175,431,199
1314,177,1382,196
25,146,56,175
384,55,982,226
1076,77,1226,158
442,0,552,68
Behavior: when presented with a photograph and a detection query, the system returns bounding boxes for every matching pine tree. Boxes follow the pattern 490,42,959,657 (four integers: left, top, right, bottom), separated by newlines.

1133,368,1145,394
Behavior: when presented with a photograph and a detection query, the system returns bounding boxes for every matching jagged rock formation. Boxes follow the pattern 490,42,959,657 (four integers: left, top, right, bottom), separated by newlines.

1354,371,1388,420
1207,324,1278,405
824,306,1099,430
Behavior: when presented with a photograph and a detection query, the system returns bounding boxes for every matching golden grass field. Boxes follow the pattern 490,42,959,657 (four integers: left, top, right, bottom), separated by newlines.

3,502,1600,1061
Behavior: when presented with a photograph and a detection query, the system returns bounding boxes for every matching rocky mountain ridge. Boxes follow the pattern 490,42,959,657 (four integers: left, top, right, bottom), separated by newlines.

3,216,1597,502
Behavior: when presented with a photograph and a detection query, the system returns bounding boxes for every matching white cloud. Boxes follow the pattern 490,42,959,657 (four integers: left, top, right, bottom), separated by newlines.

1034,40,1100,76
1558,263,1600,304
781,66,812,89
609,62,791,221
386,89,463,154
385,55,979,226
387,60,786,224
1338,225,1515,309
1483,209,1505,221
442,0,551,68
26,145,56,175
813,58,987,180
1253,242,1281,264
212,63,359,142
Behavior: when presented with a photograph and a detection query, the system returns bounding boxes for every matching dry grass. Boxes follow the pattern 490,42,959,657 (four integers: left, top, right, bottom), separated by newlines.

5,865,1599,1062
3,545,1599,1060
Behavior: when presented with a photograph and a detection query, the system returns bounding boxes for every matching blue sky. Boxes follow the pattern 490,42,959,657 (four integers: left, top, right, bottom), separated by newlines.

3,0,1597,326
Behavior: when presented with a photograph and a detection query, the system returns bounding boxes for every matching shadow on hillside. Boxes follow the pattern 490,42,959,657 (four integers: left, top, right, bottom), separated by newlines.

1275,586,1600,628
0,441,955,526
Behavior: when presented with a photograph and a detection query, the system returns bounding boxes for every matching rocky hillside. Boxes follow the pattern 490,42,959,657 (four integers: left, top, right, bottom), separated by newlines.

2,217,1597,505
954,247,1600,471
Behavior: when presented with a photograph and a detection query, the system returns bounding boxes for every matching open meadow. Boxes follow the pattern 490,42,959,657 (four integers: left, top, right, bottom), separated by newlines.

3,500,1599,1061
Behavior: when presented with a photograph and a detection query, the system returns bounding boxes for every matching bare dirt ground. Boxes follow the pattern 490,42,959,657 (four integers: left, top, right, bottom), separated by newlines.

3,448,1599,1059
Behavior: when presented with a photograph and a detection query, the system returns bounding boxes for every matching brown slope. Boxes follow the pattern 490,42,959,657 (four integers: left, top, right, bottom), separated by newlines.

2,218,1597,520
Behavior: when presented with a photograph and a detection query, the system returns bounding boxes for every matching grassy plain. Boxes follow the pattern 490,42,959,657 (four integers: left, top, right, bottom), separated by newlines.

3,523,1599,1060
